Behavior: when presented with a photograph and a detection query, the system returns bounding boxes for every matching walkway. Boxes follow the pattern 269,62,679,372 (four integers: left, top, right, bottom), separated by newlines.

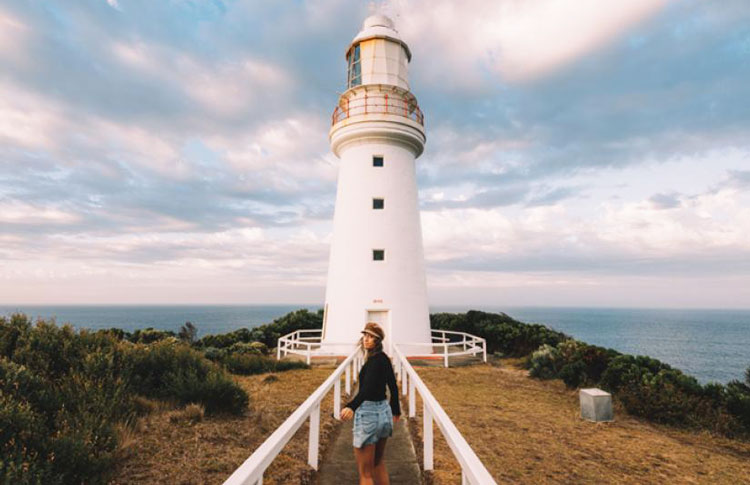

318,403,421,484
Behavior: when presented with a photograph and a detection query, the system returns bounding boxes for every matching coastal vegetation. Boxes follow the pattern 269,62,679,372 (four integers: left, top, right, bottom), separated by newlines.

0,311,317,484
2,307,747,483
431,310,750,438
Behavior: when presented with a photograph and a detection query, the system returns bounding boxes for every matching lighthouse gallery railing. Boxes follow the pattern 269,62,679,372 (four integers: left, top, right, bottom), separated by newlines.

331,94,425,126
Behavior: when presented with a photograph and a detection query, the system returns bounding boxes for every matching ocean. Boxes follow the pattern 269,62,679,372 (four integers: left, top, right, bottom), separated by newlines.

1,304,748,385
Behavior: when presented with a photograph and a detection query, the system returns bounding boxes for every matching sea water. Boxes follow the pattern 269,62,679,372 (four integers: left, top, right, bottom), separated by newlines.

1,304,748,384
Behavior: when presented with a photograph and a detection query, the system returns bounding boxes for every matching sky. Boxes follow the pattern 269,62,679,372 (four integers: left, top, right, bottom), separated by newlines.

1,0,749,308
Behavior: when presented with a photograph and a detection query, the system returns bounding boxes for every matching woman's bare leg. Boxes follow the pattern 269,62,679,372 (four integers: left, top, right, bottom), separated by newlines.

373,438,389,485
354,444,376,485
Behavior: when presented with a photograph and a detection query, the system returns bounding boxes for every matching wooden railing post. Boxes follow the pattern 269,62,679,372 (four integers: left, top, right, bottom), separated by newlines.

308,403,320,469
402,366,408,396
444,343,449,368
409,377,416,418
334,378,341,419
345,364,351,395
423,401,433,470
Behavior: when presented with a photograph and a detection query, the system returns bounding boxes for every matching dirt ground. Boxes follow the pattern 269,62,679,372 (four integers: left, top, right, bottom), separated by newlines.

111,366,340,485
408,360,750,484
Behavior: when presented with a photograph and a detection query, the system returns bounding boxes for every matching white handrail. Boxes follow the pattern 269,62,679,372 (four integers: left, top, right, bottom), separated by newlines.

276,329,487,368
393,344,497,485
225,345,362,485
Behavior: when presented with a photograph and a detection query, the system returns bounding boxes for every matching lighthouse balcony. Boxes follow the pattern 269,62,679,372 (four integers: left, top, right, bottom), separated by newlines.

331,92,424,127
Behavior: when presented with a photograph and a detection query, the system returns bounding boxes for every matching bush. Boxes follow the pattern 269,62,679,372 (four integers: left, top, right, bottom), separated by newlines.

128,328,176,344
178,322,198,344
203,346,226,362
229,341,269,355
726,370,750,431
124,340,248,415
431,310,568,357
196,309,323,350
528,344,561,379
0,338,125,484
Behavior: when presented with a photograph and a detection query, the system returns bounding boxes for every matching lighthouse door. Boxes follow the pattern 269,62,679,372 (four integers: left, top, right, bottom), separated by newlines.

366,310,391,354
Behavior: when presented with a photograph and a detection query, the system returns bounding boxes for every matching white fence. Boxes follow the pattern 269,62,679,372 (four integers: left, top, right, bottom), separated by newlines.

224,345,362,485
277,328,487,367
392,343,497,485
227,331,496,484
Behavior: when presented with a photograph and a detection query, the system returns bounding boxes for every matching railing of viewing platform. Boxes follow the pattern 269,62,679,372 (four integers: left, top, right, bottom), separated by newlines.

392,344,497,485
331,94,425,126
277,329,487,367
224,345,362,485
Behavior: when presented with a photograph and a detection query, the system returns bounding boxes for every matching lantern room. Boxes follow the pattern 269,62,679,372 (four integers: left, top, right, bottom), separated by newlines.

344,14,411,91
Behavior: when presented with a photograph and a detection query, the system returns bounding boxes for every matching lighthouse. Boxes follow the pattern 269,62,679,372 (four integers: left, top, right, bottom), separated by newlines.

321,14,431,355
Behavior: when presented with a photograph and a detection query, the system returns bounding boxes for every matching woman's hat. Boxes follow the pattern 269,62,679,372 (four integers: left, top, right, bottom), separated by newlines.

361,322,384,340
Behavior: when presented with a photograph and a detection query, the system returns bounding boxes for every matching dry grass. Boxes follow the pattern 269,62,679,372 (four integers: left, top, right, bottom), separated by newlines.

167,403,206,424
110,367,341,485
408,360,750,485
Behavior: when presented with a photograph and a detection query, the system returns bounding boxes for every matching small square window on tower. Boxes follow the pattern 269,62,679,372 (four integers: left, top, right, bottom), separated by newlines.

373,198,384,210
372,249,385,261
373,156,384,167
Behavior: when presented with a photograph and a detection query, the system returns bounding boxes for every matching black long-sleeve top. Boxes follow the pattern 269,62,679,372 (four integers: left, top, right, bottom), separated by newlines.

344,351,401,416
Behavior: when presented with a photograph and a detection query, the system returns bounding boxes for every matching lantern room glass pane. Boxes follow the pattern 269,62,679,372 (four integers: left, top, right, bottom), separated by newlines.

348,44,361,88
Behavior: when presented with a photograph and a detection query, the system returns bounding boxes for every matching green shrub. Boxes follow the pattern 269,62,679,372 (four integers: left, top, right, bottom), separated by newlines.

197,309,323,350
528,344,561,379
726,369,750,430
431,310,568,357
178,322,198,344
203,346,226,362
0,355,124,484
165,368,248,415
229,341,269,355
124,340,248,415
127,328,176,344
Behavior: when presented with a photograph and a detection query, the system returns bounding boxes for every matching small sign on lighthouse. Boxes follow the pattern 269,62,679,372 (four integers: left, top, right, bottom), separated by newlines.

321,15,432,356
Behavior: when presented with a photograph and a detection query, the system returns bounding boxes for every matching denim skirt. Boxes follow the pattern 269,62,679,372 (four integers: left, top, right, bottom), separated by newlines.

352,399,393,448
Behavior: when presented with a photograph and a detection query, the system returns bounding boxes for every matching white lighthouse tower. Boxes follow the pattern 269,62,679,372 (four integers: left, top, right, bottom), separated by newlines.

321,14,431,355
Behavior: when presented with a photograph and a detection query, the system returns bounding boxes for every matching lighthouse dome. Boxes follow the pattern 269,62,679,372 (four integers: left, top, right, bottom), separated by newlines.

363,14,395,30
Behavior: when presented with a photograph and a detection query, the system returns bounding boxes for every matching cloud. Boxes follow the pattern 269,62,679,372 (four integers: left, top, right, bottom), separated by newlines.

1,1,750,305
388,0,669,84
648,192,682,210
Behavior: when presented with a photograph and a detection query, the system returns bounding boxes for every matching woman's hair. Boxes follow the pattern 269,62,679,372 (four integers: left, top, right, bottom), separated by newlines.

360,322,384,360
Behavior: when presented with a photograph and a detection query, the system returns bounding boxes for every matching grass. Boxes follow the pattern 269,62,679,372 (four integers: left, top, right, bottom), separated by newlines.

110,367,340,484
407,358,750,484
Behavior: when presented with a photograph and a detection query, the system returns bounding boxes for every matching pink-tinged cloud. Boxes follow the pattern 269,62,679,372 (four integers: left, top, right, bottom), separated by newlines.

390,0,670,83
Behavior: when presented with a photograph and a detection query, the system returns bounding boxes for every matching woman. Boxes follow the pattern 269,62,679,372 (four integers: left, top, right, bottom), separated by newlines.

340,322,401,485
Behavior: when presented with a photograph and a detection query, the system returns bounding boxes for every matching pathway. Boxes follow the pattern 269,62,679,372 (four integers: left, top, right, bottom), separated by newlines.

317,405,421,484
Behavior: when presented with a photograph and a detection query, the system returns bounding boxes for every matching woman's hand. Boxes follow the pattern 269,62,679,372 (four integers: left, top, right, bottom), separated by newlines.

393,415,400,423
340,407,354,421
